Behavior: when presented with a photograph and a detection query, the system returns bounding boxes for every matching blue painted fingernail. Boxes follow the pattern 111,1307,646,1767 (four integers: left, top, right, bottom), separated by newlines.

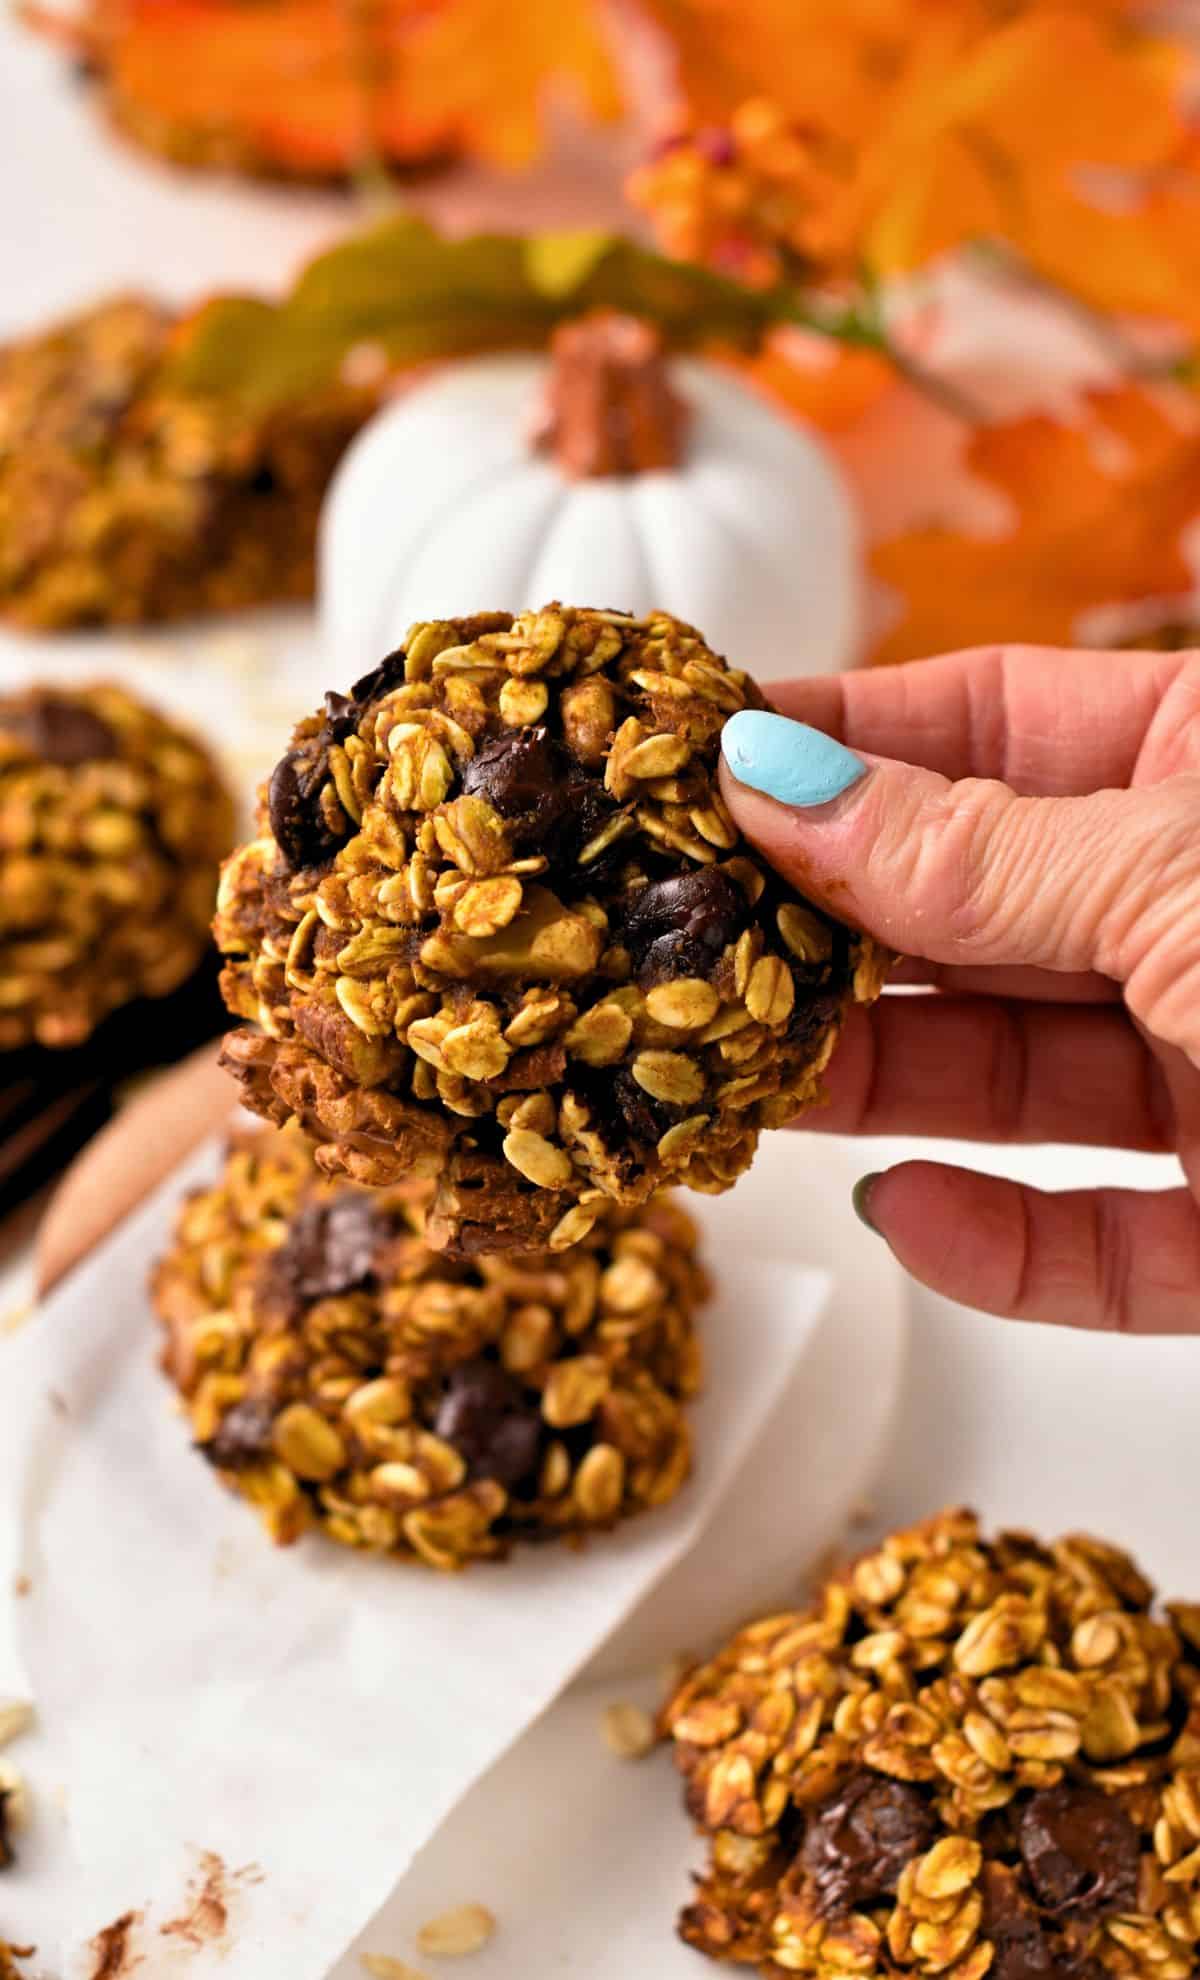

722,710,867,808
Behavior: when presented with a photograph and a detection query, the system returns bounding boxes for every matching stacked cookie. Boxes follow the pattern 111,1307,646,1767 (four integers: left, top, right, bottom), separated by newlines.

151,603,885,1564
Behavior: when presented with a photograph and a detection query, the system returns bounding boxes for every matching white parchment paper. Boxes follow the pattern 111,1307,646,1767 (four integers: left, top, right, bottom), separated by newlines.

0,1143,835,1978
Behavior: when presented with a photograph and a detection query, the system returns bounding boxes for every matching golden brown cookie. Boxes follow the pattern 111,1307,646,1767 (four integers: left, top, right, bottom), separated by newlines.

215,606,887,1256
0,296,376,628
152,1124,707,1568
0,682,234,1048
663,1507,1200,1980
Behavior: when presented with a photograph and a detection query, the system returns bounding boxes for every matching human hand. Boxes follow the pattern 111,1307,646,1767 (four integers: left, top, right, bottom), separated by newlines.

719,643,1200,1334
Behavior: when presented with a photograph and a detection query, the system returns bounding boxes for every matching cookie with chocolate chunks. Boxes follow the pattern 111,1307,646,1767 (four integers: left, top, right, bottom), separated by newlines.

664,1508,1200,1980
215,606,887,1257
152,1123,707,1568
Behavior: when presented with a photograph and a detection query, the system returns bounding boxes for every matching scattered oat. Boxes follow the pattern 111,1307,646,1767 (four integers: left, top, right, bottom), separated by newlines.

361,1957,431,1980
415,1902,496,1958
602,1701,656,1759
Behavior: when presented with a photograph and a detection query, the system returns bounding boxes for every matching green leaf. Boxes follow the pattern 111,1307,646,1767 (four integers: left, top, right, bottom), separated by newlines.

165,215,803,411
524,228,614,299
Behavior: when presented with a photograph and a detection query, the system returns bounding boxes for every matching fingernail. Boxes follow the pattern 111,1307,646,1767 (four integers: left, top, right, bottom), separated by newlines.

722,711,867,809
852,1172,883,1234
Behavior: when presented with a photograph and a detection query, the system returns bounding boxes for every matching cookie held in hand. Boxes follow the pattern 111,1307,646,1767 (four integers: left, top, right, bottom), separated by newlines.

662,1507,1200,1979
152,1125,706,1568
0,682,233,1049
215,606,886,1256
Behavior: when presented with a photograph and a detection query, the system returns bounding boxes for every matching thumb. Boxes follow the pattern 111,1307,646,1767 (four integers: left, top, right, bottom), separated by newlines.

720,710,1200,1050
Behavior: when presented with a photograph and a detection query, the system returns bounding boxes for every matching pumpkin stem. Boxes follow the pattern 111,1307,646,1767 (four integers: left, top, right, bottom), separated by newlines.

531,311,690,478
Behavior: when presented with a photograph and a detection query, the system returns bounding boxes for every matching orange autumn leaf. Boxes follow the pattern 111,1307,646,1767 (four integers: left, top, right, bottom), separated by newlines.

868,384,1200,666
864,14,1200,330
34,0,620,175
401,0,622,169
633,5,1200,333
640,0,1152,132
737,336,895,435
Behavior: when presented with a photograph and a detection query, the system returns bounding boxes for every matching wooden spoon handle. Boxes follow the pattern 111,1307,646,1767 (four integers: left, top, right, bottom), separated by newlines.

35,1043,236,1298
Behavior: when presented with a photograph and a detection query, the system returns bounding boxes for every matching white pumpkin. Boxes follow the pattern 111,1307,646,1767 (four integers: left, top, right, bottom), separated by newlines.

320,321,860,683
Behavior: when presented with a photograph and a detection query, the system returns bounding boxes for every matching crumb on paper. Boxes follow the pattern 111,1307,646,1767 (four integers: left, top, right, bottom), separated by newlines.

415,1903,496,1958
11,1578,30,1601
361,1957,432,1980
0,1304,33,1339
46,1390,68,1419
159,1850,228,1949
601,1702,656,1759
85,1911,142,1979
159,1853,262,1949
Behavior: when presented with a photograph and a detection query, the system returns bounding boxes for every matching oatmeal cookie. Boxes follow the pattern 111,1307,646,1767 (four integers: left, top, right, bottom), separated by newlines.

663,1507,1200,1980
152,1124,706,1568
0,295,377,628
0,682,234,1048
215,606,887,1256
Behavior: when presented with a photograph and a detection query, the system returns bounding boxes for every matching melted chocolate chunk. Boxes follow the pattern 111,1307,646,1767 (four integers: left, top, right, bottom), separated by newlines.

322,689,357,740
0,694,118,767
202,1395,277,1469
1018,1784,1140,1918
348,647,408,712
799,1771,937,1916
267,746,348,872
434,1360,543,1490
268,1194,390,1309
981,1864,1054,1980
612,1066,673,1145
460,727,614,872
0,1782,13,1869
622,868,748,982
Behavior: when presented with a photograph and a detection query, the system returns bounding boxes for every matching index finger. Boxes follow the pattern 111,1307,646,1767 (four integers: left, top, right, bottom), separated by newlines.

765,643,1191,794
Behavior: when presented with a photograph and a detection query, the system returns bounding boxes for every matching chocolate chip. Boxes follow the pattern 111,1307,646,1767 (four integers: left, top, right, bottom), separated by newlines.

0,694,118,767
267,746,347,872
201,1395,276,1469
1018,1784,1140,1917
799,1771,937,1916
623,867,748,982
460,727,614,872
267,1194,390,1309
981,1864,1054,1980
612,1067,672,1144
348,647,408,710
434,1360,543,1490
462,727,561,814
0,1785,13,1869
322,689,358,740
